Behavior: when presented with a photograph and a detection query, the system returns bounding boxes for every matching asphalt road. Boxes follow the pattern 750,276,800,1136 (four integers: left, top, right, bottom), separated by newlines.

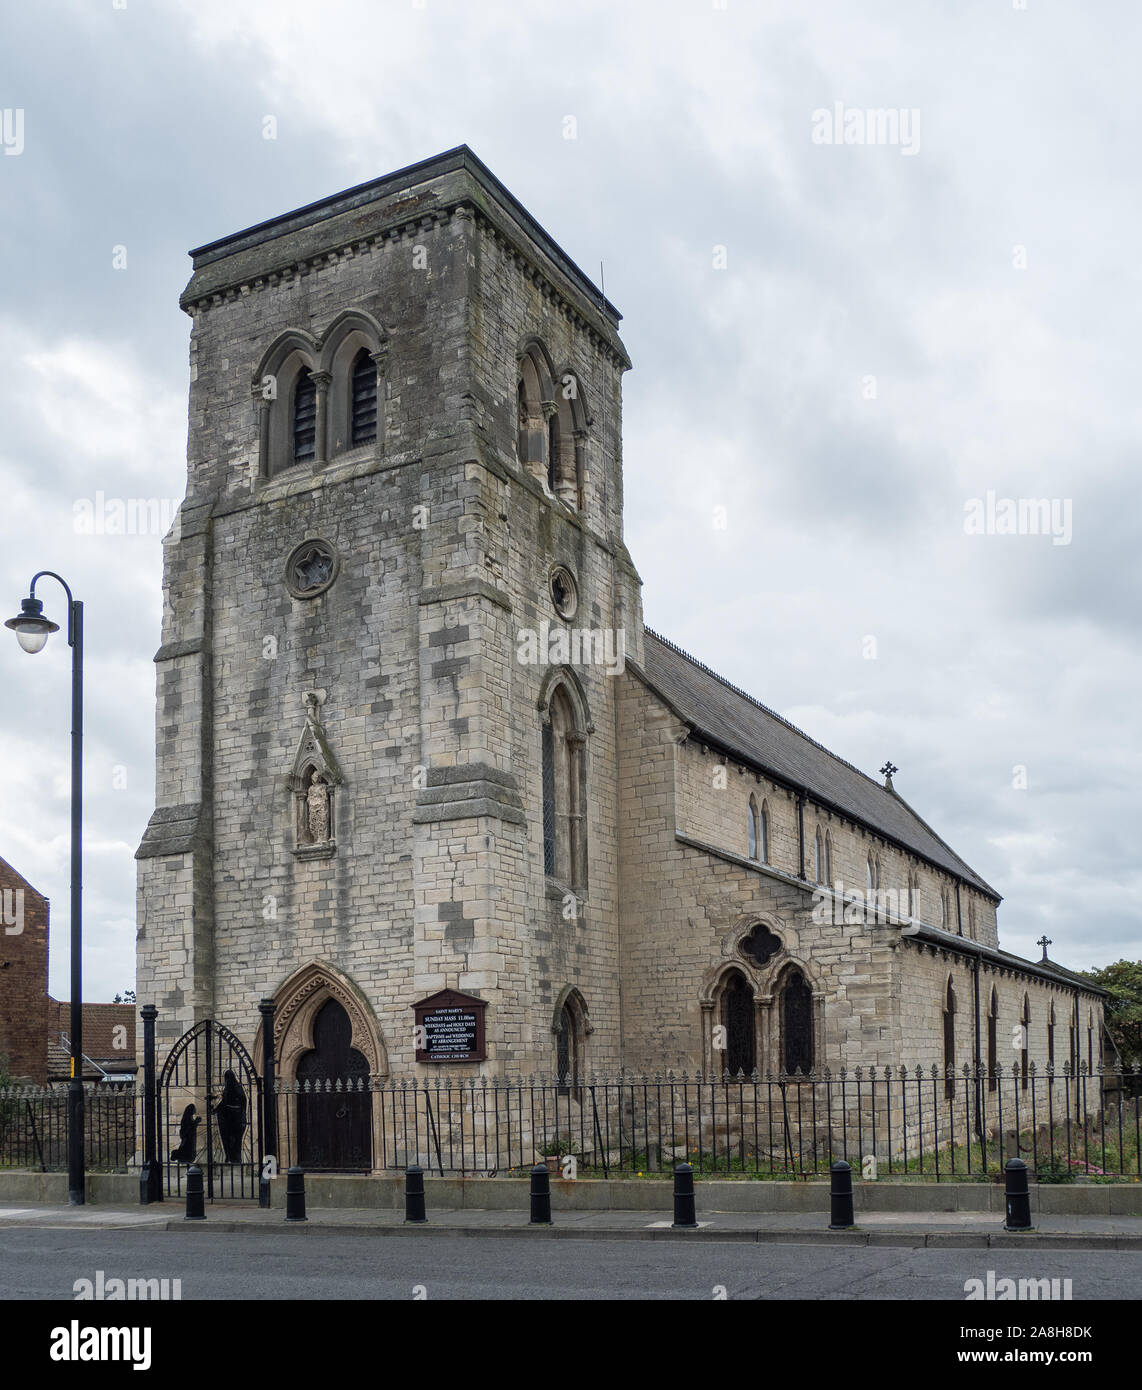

2,1226,1140,1301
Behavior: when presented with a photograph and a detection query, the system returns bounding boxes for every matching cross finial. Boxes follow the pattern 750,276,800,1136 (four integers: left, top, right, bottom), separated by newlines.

1037,935,1052,962
880,761,898,789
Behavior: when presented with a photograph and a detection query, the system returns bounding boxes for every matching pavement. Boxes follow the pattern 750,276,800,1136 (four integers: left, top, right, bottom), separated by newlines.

1,1201,1140,1250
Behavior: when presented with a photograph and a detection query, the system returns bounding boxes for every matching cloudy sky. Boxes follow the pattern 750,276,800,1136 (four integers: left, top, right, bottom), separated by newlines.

0,0,1137,1000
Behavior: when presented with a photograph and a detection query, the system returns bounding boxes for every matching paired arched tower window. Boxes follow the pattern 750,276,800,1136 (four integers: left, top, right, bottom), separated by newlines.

540,674,589,892
516,340,588,510
255,311,386,479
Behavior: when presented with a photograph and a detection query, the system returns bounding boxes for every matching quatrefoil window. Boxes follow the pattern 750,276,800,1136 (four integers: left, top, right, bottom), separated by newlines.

740,923,782,968
285,538,339,598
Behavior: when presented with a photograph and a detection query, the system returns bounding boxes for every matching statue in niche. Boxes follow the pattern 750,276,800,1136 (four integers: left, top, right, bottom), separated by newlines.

169,1104,201,1164
213,1070,248,1163
305,769,331,843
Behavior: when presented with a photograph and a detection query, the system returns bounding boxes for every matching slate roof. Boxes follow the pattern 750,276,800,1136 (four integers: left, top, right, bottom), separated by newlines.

637,630,998,898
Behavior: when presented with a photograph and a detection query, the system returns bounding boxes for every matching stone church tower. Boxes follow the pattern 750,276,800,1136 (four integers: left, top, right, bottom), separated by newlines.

137,147,641,1078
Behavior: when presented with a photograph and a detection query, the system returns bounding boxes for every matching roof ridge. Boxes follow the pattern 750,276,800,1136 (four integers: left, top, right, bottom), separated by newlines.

873,783,985,887
644,627,898,800
642,627,995,896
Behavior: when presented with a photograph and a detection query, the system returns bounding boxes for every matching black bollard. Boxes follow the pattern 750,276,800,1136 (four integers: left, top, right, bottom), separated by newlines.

285,1165,307,1222
529,1163,552,1225
139,1160,161,1207
1004,1158,1034,1231
184,1165,205,1221
829,1160,855,1230
405,1165,427,1224
672,1163,698,1228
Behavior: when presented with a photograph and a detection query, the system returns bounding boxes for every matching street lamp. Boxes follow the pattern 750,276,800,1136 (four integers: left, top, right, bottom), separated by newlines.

5,572,85,1205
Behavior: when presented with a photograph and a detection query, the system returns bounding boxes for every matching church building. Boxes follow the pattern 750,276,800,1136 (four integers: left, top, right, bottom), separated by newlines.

136,147,1105,1116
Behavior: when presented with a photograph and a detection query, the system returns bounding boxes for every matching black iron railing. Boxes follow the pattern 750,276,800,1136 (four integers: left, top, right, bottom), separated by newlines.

3,1064,1138,1183
0,1085,135,1172
268,1062,1142,1181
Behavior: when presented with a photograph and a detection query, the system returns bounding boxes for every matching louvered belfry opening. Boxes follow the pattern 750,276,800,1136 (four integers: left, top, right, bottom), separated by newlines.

350,349,377,445
292,369,317,462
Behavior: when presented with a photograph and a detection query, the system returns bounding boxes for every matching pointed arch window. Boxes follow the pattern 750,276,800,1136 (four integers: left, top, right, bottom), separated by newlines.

867,854,880,892
1021,995,1031,1090
1047,1001,1056,1071
1069,1001,1077,1076
350,349,377,445
541,682,587,892
720,970,756,1077
823,831,832,886
987,988,999,1090
759,800,769,864
814,826,824,884
748,796,760,861
555,995,586,1093
782,969,814,1076
943,978,957,1099
1087,1010,1094,1076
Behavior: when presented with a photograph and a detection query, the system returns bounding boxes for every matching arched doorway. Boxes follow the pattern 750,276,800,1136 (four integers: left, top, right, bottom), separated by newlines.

721,970,756,1077
296,999,372,1171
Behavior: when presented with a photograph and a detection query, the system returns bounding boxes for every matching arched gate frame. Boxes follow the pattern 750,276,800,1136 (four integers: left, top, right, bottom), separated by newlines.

158,1020,262,1200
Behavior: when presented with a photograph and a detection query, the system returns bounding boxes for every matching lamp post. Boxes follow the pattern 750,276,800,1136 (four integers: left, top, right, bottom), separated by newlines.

5,572,85,1205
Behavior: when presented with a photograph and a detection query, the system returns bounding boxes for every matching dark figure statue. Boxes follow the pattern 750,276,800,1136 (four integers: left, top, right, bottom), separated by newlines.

169,1103,201,1164
214,1069,248,1163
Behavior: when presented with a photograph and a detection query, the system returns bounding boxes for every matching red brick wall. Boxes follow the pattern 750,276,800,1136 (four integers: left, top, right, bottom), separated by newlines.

0,856,49,1083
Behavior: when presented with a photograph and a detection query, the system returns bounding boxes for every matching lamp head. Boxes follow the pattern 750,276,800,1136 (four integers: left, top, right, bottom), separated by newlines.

5,595,60,654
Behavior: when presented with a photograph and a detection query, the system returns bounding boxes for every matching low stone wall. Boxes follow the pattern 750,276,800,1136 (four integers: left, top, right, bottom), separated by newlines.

261,1174,1142,1216
1,1170,1138,1216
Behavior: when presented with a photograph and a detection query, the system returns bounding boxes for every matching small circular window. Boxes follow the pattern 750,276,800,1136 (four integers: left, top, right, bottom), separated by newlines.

285,538,339,598
550,565,578,620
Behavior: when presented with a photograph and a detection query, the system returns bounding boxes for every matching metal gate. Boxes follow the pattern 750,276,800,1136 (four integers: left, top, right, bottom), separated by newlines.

158,1020,261,1200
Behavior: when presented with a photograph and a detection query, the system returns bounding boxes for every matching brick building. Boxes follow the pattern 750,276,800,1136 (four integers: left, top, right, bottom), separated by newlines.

136,148,1105,1152
0,855,49,1083
0,855,137,1087
45,1000,136,1085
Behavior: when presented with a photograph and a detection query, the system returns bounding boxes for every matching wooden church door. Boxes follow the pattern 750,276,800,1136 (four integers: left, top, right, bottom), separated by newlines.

296,998,372,1171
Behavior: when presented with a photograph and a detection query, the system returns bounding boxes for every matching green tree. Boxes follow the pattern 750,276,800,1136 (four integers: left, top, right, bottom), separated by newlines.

1081,960,1142,1069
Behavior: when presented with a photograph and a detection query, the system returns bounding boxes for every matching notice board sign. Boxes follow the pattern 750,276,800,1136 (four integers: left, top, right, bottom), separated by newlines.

412,989,487,1063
